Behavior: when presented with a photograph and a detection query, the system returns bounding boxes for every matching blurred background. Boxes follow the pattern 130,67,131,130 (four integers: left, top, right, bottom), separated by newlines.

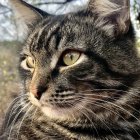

0,0,140,127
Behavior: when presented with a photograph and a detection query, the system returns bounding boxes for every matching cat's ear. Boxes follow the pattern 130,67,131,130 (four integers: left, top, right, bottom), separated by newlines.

10,0,49,36
89,0,130,37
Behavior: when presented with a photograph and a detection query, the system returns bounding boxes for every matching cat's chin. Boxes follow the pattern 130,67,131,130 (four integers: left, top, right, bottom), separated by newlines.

41,106,77,120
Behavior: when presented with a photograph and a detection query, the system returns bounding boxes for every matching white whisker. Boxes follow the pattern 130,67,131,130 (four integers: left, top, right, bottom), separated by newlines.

16,105,34,139
8,102,31,140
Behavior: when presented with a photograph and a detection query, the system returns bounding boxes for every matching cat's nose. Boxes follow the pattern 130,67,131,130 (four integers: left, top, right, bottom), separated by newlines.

30,85,47,99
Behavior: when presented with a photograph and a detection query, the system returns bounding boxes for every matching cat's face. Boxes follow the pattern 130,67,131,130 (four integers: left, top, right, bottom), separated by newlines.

20,16,104,120
11,0,140,124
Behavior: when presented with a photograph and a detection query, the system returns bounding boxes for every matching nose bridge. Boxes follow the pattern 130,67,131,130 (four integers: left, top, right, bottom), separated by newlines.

30,67,50,98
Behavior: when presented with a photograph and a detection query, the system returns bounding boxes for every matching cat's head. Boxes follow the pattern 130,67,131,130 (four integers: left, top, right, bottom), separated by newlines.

10,0,140,124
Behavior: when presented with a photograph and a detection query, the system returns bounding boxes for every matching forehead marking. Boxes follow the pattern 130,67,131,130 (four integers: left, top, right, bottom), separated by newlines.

37,22,61,51
50,54,58,70
36,24,49,45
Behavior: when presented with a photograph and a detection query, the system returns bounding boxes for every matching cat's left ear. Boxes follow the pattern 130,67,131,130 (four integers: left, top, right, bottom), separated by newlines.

89,0,130,37
10,0,49,35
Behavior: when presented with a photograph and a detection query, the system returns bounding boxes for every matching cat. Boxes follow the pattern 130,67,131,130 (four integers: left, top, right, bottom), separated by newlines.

1,0,140,139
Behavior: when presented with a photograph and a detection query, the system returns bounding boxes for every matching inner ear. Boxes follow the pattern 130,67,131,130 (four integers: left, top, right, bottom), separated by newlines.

10,0,49,35
88,0,130,37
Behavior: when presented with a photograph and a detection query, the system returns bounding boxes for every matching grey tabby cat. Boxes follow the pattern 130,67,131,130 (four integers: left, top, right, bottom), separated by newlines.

1,0,140,139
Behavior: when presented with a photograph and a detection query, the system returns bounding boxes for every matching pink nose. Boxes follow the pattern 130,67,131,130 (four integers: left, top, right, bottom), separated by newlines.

30,85,47,99
30,85,38,98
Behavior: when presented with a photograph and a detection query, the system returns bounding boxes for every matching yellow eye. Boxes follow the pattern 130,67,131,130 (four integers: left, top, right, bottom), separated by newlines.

21,56,35,71
63,51,81,66
26,56,35,68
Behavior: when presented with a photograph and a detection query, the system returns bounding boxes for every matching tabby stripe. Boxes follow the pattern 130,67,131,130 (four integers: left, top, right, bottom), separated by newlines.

85,51,138,78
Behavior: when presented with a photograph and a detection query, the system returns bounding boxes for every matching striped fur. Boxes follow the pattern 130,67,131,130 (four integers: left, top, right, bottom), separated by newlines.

1,0,140,140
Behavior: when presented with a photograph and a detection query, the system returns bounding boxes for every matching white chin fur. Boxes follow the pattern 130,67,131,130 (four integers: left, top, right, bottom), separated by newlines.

41,99,88,120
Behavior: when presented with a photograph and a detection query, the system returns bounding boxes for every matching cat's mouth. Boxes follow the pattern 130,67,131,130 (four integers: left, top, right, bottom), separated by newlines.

28,90,115,121
28,92,86,120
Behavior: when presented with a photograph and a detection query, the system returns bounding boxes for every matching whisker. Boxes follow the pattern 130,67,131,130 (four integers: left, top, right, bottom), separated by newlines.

65,97,117,138
77,93,140,116
77,94,140,122
75,105,100,137
16,105,34,139
73,102,118,139
65,101,100,138
6,97,29,129
30,107,38,126
7,102,31,140
78,88,140,98
100,99,140,124
77,97,140,137
5,94,28,115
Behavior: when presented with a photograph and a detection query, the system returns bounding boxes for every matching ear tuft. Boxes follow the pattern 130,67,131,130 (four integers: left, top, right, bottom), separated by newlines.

89,0,130,37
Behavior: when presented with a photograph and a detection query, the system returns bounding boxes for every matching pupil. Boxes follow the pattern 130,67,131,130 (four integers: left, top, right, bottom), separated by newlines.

70,54,73,61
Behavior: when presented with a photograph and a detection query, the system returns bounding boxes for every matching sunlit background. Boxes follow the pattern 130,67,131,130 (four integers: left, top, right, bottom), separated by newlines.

0,0,140,41
0,0,140,128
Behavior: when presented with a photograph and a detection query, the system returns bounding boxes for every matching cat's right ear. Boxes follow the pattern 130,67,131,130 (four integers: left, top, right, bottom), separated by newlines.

9,0,49,36
88,0,130,37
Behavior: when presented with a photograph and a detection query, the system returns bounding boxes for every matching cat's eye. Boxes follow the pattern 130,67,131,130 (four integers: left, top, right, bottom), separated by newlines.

63,51,81,66
21,56,35,71
26,57,35,68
